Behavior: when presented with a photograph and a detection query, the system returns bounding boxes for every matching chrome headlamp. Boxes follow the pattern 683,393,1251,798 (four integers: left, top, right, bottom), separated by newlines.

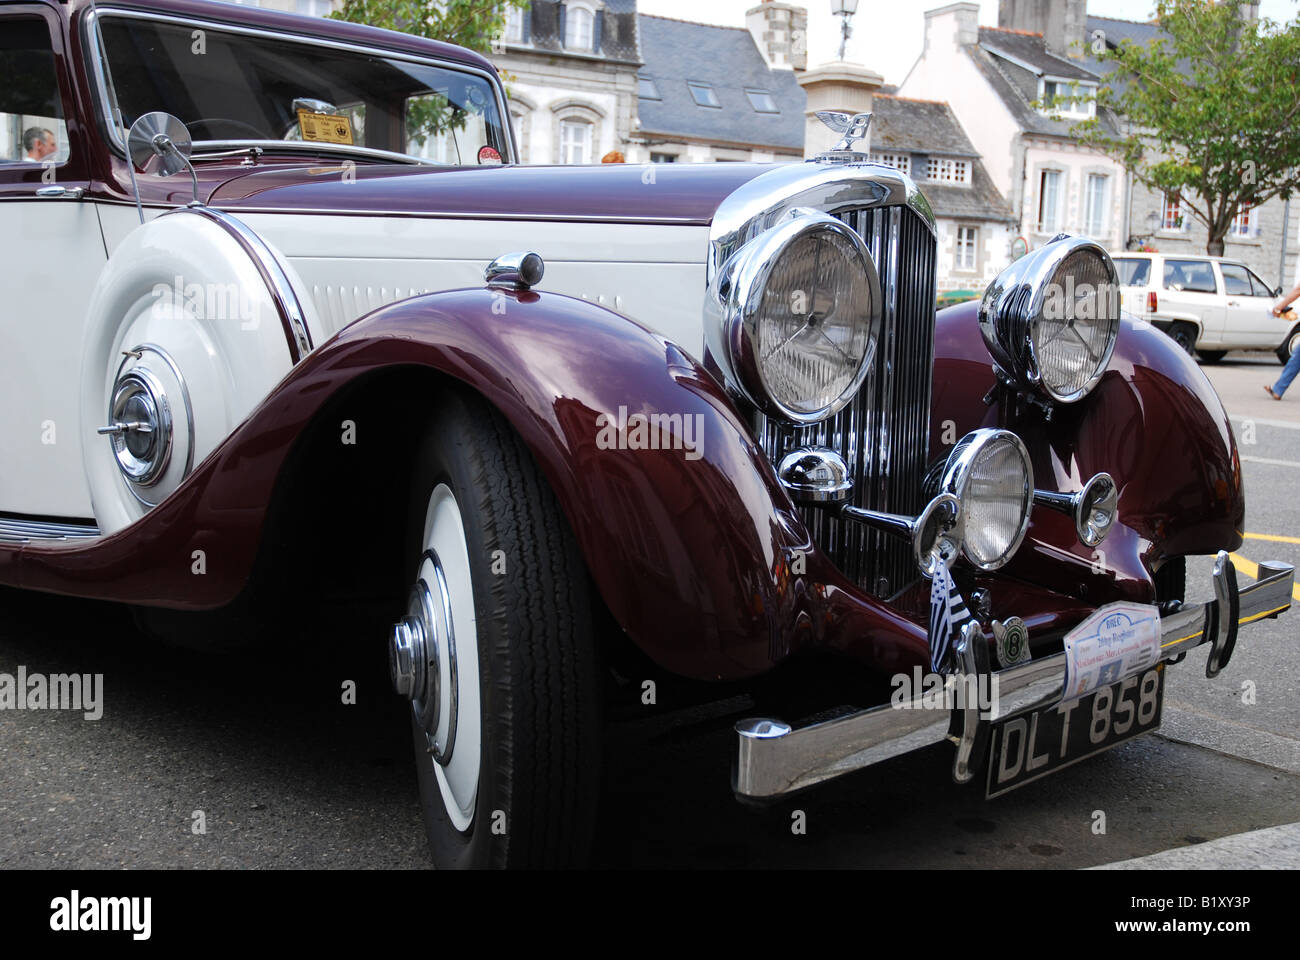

940,429,1034,571
709,211,881,424
979,235,1120,404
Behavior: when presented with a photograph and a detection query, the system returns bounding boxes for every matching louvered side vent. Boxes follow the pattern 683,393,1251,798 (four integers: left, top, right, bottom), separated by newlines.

758,204,937,599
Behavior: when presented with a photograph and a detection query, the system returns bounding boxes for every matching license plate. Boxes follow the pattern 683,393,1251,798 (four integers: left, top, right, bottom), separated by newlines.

986,666,1163,798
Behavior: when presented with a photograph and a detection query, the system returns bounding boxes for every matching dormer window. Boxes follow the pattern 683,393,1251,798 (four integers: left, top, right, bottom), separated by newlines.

926,157,970,185
869,153,911,176
638,75,661,100
1040,78,1096,119
745,89,779,114
687,81,720,108
565,4,595,52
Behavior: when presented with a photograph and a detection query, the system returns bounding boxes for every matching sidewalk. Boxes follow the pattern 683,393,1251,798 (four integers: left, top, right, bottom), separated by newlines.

1091,822,1300,869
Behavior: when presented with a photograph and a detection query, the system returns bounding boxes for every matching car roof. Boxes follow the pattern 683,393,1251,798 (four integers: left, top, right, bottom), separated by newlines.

64,0,497,76
1112,252,1249,267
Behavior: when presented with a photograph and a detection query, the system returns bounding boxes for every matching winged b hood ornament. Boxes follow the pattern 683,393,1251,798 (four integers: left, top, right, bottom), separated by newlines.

815,111,872,153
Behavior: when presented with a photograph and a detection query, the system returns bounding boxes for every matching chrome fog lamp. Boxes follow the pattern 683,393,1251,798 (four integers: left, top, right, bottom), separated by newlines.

940,429,1034,571
1034,472,1118,547
778,447,853,502
979,235,1120,404
778,446,961,576
710,211,881,424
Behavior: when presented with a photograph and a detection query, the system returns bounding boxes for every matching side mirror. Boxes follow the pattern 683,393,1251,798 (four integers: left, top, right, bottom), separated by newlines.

127,111,193,176
1277,286,1285,298
125,112,199,220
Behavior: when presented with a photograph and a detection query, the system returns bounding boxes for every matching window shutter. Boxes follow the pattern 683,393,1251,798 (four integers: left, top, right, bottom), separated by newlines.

559,4,567,45
523,4,531,43
593,10,604,53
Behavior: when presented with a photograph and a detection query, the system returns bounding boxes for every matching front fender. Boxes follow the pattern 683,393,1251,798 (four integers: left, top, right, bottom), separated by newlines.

930,301,1244,604
4,287,867,680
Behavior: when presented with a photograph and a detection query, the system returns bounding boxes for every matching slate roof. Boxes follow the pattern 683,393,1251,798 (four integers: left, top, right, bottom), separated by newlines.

870,95,1015,223
972,26,1118,139
634,14,805,152
870,95,977,157
979,25,1097,80
1081,15,1173,99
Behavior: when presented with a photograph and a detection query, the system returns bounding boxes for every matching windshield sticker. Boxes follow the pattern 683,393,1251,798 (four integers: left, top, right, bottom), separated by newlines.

1061,602,1161,700
477,145,502,165
297,110,354,145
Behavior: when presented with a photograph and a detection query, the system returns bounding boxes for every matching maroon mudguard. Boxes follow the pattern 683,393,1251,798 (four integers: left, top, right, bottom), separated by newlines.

0,293,1243,681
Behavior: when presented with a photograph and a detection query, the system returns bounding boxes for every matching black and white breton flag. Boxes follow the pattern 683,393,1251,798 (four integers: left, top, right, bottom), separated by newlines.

928,561,974,674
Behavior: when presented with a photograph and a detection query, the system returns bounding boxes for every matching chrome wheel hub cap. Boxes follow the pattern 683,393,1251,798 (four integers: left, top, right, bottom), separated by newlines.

390,552,458,766
390,483,481,833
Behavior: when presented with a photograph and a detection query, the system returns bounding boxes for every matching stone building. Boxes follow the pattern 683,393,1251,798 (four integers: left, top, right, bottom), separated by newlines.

493,1,642,164
869,94,1016,293
900,3,1128,259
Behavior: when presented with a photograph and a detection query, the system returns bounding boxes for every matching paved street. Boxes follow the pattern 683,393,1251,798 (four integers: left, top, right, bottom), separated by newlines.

0,349,1297,869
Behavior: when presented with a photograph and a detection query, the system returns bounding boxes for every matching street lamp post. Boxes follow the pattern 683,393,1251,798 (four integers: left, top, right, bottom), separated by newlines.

832,0,859,61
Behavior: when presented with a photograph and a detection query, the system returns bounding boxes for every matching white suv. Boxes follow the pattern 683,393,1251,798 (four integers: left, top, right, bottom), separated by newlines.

1112,252,1298,363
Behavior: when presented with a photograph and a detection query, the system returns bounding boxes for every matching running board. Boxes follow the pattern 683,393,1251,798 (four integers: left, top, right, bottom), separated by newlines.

0,516,101,543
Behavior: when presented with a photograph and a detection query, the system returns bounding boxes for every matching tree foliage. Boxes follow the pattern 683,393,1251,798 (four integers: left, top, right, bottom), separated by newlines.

1065,0,1300,255
331,0,528,143
331,0,528,56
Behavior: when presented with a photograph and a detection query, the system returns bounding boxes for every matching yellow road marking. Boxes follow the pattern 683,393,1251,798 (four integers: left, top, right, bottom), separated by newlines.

1230,552,1300,603
1244,532,1300,545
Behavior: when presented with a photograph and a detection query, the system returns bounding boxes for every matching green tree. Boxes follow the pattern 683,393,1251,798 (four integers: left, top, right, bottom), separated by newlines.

331,0,528,56
331,0,527,146
1065,0,1300,256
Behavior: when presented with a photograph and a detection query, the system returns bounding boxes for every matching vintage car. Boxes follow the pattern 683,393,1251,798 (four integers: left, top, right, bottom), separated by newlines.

0,0,1293,869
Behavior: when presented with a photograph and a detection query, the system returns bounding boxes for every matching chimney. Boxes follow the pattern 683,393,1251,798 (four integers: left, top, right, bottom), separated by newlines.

745,1,808,70
999,0,1087,59
924,2,980,51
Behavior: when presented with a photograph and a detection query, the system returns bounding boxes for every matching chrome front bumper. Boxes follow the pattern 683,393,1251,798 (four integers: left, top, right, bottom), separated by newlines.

733,553,1295,799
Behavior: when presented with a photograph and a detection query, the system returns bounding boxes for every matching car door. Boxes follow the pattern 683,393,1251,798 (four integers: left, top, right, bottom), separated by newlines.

1161,258,1224,345
1247,266,1291,349
0,6,107,520
1218,262,1275,347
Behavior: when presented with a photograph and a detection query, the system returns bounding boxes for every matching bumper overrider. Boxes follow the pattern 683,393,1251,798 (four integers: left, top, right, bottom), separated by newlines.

734,553,1294,799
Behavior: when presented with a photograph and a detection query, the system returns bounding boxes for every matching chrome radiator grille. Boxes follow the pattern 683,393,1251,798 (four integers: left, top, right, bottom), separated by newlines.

758,204,937,599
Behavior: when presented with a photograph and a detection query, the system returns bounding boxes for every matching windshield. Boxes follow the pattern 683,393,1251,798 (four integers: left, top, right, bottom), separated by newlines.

95,15,509,164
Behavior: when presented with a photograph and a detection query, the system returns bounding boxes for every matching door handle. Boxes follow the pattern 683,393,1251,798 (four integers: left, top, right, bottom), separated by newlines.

35,185,85,199
1227,300,1240,307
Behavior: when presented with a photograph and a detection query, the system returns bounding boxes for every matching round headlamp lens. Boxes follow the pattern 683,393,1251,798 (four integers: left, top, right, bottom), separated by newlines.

944,430,1033,570
1032,248,1119,401
749,222,877,420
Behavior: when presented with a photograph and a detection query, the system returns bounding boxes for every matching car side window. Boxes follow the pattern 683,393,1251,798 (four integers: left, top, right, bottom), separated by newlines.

1163,259,1217,294
1220,264,1252,297
1247,269,1274,298
1114,258,1150,287
0,17,69,167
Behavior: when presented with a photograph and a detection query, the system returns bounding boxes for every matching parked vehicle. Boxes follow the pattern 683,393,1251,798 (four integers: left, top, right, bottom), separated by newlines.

1,0,1293,868
1112,251,1296,363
